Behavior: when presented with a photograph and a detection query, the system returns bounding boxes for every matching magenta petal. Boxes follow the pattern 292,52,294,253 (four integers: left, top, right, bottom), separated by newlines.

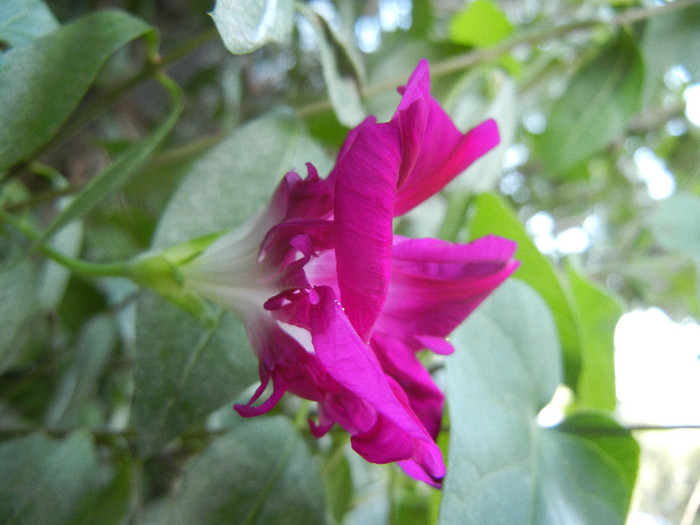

351,414,414,464
415,335,454,356
327,116,375,185
282,164,334,220
371,331,445,439
236,316,331,416
375,235,519,349
308,418,334,438
394,117,500,216
309,286,445,478
395,59,431,114
378,60,501,216
391,234,518,279
394,60,431,180
316,386,378,436
333,119,401,341
309,286,417,428
309,287,433,436
354,376,444,482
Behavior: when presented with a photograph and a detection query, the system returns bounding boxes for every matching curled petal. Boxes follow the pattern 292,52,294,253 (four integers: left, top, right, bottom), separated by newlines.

308,418,334,438
315,387,377,437
394,60,430,183
392,60,500,216
415,335,454,356
234,369,286,417
279,164,334,222
235,317,332,416
394,117,499,216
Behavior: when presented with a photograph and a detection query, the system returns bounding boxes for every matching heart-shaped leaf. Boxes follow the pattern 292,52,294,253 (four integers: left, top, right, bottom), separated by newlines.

0,9,154,173
439,279,639,524
166,417,327,525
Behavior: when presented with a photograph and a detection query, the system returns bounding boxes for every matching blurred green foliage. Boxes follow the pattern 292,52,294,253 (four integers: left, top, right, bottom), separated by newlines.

1,0,699,523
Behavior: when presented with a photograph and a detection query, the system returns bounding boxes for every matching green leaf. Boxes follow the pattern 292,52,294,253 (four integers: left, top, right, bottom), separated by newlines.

439,279,638,524
73,459,133,525
650,192,700,261
153,110,332,248
641,4,700,105
0,431,101,525
297,4,366,127
133,111,331,455
0,9,154,173
0,259,38,373
617,253,700,319
556,412,639,497
650,192,700,302
167,416,327,525
37,74,184,244
0,0,59,49
389,475,433,525
131,292,257,456
469,193,582,391
45,314,117,427
566,263,624,412
448,0,513,48
211,0,294,54
407,0,434,38
535,32,644,176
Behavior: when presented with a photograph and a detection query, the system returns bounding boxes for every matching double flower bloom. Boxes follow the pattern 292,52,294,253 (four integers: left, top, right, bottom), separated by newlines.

180,60,519,486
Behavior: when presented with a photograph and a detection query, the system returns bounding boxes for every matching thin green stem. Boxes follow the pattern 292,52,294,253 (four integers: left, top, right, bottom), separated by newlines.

0,207,132,278
2,202,217,325
560,423,700,437
432,0,700,77
439,422,700,435
439,192,474,242
160,27,219,67
3,185,80,213
0,424,137,440
625,424,700,432
143,130,226,173
4,163,77,212
26,162,67,186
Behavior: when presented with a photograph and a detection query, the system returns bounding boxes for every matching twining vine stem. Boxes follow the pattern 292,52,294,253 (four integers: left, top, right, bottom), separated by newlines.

296,0,700,117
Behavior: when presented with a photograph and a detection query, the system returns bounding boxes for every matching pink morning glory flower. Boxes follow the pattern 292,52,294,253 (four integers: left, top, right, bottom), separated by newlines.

180,59,518,487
